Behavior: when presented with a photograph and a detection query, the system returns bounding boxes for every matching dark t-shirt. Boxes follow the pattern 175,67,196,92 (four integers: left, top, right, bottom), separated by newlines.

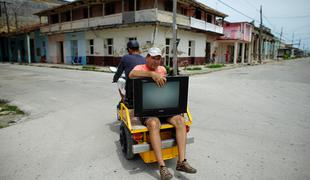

113,54,146,82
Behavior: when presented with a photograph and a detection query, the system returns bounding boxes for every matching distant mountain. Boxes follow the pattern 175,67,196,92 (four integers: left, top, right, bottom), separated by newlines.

0,0,67,33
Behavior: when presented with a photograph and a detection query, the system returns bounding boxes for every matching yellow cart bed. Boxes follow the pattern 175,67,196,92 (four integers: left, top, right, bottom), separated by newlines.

118,102,194,163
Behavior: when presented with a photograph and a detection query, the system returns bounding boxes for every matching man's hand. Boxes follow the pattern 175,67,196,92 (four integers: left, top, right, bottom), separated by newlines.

129,70,166,87
151,72,166,87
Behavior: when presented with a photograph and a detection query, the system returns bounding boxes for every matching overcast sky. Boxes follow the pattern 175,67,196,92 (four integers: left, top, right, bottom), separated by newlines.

198,0,310,50
65,0,310,50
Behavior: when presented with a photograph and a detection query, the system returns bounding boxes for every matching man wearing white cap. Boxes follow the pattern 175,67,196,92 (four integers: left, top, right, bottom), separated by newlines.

129,47,197,180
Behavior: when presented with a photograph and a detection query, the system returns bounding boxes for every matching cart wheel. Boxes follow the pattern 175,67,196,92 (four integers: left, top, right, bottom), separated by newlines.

120,122,136,160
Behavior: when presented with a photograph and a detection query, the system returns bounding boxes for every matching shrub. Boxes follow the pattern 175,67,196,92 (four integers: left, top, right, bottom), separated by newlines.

164,65,172,75
82,66,97,71
186,67,202,71
283,53,291,60
207,64,225,68
0,99,25,115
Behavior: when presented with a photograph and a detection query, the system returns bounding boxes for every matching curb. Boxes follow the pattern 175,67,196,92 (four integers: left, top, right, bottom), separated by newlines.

24,63,113,73
180,64,249,76
179,59,291,76
6,58,306,76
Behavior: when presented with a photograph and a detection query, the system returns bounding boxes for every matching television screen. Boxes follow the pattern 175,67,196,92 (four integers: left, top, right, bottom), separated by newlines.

143,81,180,109
133,76,189,117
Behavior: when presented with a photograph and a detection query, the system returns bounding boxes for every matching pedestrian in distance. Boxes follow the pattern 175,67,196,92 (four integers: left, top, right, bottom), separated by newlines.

211,50,217,64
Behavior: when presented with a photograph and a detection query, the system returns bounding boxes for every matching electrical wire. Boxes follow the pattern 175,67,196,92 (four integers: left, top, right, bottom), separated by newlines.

216,0,259,22
241,0,260,12
268,15,310,19
241,0,294,44
208,0,307,47
217,0,286,40
291,23,310,32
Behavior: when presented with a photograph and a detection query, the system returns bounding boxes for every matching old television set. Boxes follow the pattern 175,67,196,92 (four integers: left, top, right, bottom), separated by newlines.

133,76,189,117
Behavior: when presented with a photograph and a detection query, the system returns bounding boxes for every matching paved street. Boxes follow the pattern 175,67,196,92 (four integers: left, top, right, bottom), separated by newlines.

0,59,310,180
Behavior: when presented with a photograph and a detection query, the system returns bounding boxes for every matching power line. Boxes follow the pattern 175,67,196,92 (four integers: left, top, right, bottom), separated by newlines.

263,15,276,30
240,0,291,44
262,16,292,42
241,0,259,12
218,0,286,41
216,0,259,22
300,37,310,40
268,15,310,19
259,14,293,43
291,23,310,31
283,32,310,35
264,14,310,46
273,31,290,42
210,0,301,45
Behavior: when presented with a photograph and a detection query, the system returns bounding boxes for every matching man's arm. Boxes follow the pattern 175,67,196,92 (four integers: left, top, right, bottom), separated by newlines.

113,61,125,82
129,70,153,79
129,70,166,87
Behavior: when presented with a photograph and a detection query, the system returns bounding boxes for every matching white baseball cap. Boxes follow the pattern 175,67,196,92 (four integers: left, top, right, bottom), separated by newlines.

148,47,162,57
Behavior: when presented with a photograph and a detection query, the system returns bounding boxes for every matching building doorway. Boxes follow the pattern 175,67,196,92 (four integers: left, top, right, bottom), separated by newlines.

57,41,64,63
205,42,211,63
30,39,35,63
226,45,234,63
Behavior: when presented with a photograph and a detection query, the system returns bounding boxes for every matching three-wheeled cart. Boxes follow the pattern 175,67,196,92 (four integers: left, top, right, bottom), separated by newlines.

118,104,194,163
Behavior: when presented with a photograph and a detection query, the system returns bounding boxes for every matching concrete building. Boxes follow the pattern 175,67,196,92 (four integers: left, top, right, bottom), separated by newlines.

0,25,47,63
277,43,305,59
0,0,66,33
216,21,254,64
0,0,64,62
250,25,276,63
34,0,227,66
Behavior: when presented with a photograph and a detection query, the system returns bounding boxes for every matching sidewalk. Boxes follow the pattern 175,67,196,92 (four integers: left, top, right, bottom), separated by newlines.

26,63,111,73
180,58,304,75
180,63,246,76
16,59,286,75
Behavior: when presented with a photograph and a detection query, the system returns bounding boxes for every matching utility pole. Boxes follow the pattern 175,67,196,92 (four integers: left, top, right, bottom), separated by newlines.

279,27,283,47
172,0,178,75
277,27,283,60
0,1,10,33
258,5,262,64
298,39,301,49
291,33,294,46
14,11,18,30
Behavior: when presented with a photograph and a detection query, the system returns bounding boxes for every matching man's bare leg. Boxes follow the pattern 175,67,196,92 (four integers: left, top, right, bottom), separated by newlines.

145,117,165,166
168,115,197,174
167,115,186,162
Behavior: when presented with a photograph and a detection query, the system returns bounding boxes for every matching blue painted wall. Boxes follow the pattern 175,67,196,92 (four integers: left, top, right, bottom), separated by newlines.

2,29,47,63
64,40,71,64
34,30,42,63
40,36,48,62
0,38,10,62
7,36,27,63
65,32,86,65
2,30,88,65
